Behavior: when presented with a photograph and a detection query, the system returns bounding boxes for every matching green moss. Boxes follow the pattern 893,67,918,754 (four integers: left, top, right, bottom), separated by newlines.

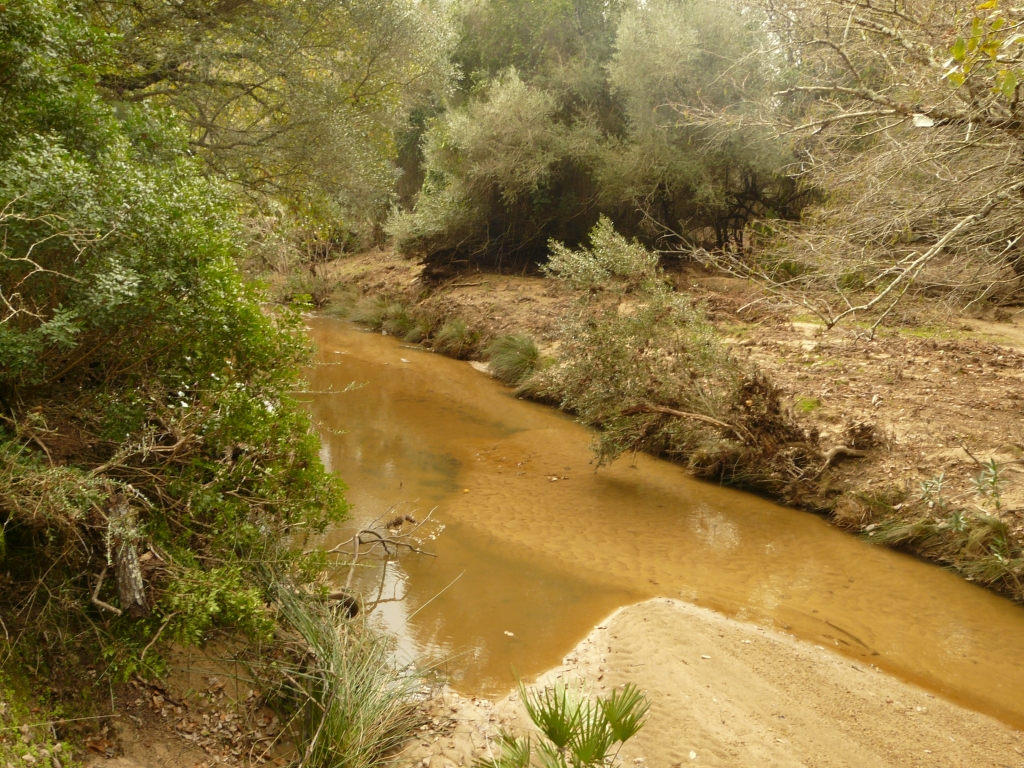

794,396,821,413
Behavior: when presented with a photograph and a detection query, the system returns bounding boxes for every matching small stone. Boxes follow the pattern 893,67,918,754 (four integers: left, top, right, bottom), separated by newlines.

21,755,36,766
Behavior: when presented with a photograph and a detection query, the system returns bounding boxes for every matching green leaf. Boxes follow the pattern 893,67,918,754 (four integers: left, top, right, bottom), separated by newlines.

952,37,968,61
999,69,1018,100
520,681,581,749
569,703,615,765
473,732,532,768
599,683,650,743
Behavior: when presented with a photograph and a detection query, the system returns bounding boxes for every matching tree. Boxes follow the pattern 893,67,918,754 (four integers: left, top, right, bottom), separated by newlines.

1,0,345,673
391,0,807,271
88,0,454,224
602,0,808,248
701,0,1024,327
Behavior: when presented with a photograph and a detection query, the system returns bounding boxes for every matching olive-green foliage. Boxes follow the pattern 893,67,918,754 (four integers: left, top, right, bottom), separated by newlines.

391,0,805,270
544,215,658,291
538,224,741,467
283,270,337,308
533,220,812,490
388,69,597,265
94,0,454,226
433,318,478,358
599,0,804,237
486,334,540,386
0,0,346,679
474,680,648,768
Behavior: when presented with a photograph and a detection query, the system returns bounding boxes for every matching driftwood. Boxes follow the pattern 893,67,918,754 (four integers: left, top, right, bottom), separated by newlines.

621,404,752,442
109,494,150,619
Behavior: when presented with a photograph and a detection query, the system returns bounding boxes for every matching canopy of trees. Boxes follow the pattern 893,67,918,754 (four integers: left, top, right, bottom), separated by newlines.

389,0,811,273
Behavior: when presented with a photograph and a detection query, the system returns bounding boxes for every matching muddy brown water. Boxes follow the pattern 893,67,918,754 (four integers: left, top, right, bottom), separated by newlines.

303,317,1024,729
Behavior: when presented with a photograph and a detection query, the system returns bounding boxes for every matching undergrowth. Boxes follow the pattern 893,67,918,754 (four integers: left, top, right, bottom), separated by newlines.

0,6,420,765
530,218,819,502
432,319,478,359
866,484,1024,599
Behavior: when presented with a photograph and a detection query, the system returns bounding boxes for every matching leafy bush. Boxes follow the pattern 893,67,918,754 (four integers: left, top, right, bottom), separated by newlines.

0,0,346,680
533,220,815,495
544,215,659,291
432,318,478,359
486,334,541,386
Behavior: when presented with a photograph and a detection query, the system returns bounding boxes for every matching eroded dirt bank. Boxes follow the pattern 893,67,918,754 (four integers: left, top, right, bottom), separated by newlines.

315,247,1024,600
399,599,1024,768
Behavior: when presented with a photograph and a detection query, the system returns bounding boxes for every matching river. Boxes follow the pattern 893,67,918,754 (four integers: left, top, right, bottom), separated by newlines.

303,316,1024,729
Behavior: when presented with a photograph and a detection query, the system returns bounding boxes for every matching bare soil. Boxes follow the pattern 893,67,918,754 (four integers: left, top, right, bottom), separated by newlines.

397,600,1024,768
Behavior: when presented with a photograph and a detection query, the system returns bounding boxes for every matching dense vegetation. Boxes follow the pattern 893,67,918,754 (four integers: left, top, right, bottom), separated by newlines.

6,0,1024,761
389,0,809,273
0,0,443,762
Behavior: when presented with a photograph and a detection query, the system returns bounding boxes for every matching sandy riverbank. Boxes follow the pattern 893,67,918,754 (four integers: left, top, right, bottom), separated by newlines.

399,598,1024,768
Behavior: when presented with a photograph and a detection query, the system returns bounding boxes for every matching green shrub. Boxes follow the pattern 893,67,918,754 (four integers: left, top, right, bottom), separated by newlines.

531,220,813,492
433,318,478,358
475,680,648,768
0,0,346,685
486,334,541,386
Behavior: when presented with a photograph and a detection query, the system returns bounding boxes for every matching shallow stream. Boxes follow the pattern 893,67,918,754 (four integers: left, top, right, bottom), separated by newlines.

303,316,1024,729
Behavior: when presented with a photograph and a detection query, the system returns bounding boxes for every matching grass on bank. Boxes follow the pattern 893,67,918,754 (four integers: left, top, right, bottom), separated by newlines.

432,319,478,359
485,334,541,386
256,584,423,768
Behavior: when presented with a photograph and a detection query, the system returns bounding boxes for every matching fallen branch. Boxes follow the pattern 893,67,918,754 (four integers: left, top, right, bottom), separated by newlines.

91,566,122,616
621,405,752,442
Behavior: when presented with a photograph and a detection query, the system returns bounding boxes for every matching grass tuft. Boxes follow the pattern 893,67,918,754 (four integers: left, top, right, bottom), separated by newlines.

350,296,389,329
381,303,417,338
264,585,422,768
486,334,540,386
432,319,477,359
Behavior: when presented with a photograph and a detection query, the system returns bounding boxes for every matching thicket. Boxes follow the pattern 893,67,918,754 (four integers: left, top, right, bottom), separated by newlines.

524,219,823,502
694,0,1024,325
388,0,812,274
0,3,420,763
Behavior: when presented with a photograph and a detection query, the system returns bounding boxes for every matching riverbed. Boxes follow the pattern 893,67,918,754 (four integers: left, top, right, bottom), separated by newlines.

303,316,1024,729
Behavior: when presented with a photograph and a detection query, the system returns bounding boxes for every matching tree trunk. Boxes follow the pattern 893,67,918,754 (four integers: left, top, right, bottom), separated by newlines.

110,494,150,619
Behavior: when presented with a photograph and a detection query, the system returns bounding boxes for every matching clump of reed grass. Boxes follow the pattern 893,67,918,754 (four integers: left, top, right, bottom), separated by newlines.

262,585,422,768
869,510,1024,597
485,334,540,386
349,296,389,329
403,316,434,344
432,319,477,359
381,302,417,338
